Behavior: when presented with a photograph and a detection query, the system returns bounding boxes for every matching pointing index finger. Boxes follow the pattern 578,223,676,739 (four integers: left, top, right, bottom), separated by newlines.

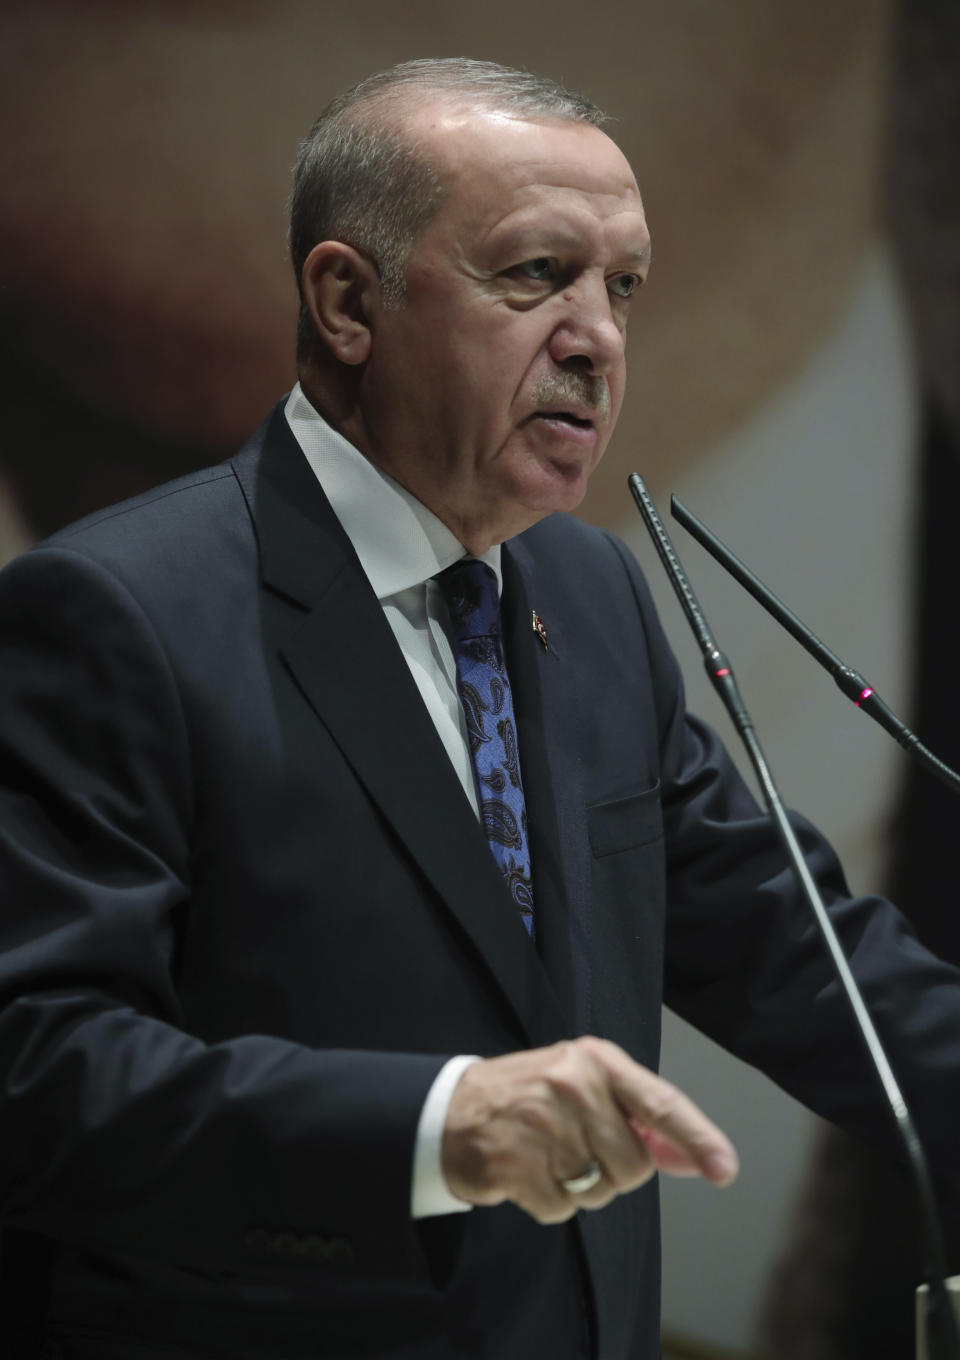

594,1041,740,1186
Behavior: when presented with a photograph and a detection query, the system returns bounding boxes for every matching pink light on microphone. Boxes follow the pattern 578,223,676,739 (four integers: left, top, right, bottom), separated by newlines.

715,667,731,677
856,687,874,707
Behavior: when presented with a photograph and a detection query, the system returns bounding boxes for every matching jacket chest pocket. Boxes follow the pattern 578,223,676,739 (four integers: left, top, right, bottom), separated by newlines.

587,783,663,858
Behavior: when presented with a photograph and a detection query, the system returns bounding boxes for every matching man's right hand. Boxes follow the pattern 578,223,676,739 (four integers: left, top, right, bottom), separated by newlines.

441,1035,739,1224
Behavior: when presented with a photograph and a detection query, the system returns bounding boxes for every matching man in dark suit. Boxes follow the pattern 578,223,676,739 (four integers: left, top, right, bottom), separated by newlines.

1,58,958,1360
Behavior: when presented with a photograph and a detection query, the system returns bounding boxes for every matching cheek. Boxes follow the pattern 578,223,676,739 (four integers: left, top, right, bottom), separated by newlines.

605,366,628,432
610,353,628,404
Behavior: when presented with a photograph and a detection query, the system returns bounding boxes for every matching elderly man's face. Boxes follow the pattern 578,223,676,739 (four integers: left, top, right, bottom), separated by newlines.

358,109,650,552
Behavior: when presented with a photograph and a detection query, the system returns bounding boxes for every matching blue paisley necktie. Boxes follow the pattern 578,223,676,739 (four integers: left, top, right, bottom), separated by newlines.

437,559,535,937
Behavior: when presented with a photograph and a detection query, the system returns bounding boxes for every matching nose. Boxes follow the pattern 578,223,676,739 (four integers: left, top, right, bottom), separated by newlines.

547,276,626,376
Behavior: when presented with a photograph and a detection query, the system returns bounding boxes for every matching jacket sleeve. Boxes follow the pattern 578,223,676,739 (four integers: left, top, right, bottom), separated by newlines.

0,544,447,1286
606,531,960,1204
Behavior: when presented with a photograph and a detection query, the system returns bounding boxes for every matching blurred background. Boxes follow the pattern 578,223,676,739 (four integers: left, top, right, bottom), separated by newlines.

1,2,958,1355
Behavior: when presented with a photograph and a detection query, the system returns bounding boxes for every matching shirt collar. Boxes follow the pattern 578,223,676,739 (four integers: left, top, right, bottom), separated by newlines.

284,383,502,599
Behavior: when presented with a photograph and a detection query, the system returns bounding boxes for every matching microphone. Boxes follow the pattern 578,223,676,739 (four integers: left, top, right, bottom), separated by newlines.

669,493,960,795
628,472,960,1360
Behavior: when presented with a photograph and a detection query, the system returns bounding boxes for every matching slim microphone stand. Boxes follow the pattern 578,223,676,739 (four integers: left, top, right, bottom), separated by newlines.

669,494,960,795
628,473,960,1360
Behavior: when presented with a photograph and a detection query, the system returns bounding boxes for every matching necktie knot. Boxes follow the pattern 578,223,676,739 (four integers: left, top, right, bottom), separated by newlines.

437,559,501,641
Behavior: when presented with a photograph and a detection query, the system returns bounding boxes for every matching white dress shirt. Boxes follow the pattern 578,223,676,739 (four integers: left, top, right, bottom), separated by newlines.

284,383,488,1218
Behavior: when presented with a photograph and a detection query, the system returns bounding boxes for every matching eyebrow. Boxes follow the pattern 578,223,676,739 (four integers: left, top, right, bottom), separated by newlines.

495,226,652,273
620,245,652,273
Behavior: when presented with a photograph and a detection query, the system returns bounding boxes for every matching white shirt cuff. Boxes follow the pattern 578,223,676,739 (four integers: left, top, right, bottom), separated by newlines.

411,1054,480,1219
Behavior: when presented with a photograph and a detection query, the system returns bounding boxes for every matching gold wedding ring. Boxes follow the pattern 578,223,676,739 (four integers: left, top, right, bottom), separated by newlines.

559,1160,603,1195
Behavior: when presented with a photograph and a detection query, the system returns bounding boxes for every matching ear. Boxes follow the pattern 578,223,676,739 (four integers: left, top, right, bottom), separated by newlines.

300,241,377,365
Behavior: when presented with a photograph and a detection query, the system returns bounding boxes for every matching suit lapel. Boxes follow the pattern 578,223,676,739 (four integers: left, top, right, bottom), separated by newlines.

231,409,567,1049
502,536,594,1039
503,536,611,1335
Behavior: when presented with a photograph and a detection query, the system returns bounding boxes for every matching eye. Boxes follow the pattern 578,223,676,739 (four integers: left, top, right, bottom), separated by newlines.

516,257,557,283
608,273,641,299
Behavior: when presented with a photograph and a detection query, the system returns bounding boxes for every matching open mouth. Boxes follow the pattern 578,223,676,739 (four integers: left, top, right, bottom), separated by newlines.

535,411,594,429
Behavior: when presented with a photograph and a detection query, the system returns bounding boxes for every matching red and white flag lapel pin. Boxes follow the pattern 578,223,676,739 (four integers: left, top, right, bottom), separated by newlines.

531,609,548,650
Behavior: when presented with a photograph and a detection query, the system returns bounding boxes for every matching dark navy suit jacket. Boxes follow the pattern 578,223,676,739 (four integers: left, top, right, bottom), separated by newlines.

1,404,959,1359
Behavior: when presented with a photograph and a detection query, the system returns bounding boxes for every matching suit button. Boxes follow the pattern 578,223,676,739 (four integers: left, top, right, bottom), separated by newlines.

242,1225,355,1268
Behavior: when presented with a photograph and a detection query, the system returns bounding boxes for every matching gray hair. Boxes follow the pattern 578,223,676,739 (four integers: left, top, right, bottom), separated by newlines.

289,57,609,360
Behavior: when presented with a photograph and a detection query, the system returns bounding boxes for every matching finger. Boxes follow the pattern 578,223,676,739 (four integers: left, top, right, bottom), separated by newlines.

540,1043,658,1198
551,1151,623,1212
557,1160,604,1195
630,1122,704,1177
545,1056,648,1209
591,1041,740,1186
515,1160,585,1224
496,1117,592,1223
558,1105,656,1200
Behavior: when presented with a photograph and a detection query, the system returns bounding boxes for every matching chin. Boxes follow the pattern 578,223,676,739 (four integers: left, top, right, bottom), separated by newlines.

524,460,595,515
478,451,599,543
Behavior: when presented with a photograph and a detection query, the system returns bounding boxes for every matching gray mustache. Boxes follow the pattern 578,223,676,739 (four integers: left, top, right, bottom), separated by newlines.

530,373,610,425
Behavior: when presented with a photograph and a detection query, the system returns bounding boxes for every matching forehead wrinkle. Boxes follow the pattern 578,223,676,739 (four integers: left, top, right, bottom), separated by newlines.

462,160,642,217
473,168,646,240
484,199,649,263
517,150,640,198
409,109,648,265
